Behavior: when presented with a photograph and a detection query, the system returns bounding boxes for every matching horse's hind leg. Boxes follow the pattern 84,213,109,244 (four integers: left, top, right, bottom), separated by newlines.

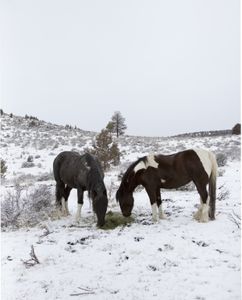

64,186,72,215
55,182,65,210
193,182,209,223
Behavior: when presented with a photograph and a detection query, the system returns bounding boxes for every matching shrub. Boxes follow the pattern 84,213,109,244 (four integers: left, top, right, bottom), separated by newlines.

216,153,227,167
217,184,230,201
21,162,35,168
37,172,53,182
27,155,34,163
28,120,37,127
1,184,56,228
232,123,241,135
0,159,7,178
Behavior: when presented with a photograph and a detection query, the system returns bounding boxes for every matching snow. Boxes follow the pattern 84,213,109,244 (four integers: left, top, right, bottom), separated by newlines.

1,114,241,300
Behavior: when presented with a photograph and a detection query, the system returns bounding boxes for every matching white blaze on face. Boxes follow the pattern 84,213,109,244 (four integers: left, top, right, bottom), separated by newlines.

193,149,212,177
134,155,159,173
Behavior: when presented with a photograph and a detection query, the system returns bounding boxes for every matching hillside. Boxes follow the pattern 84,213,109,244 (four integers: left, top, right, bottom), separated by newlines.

0,112,240,179
1,112,241,300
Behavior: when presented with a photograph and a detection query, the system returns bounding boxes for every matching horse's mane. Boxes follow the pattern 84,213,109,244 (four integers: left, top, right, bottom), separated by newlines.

119,156,147,192
83,153,106,197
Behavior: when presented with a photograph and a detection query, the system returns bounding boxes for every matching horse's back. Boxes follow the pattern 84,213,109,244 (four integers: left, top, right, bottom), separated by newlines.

53,151,84,184
53,151,104,186
53,151,80,170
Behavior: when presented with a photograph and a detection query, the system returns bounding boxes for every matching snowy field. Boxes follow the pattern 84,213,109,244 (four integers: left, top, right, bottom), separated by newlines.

1,114,241,300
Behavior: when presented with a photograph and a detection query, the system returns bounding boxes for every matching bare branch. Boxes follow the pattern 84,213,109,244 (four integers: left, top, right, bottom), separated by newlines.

22,245,40,268
228,211,241,229
70,286,95,296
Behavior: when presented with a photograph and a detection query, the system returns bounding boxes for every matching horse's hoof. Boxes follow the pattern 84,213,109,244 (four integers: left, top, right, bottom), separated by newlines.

198,218,209,223
75,217,81,224
159,213,166,220
209,213,215,220
193,212,200,221
152,217,160,223
197,213,209,223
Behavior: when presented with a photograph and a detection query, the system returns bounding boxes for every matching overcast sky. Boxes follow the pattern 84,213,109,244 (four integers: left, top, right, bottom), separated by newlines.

0,0,240,137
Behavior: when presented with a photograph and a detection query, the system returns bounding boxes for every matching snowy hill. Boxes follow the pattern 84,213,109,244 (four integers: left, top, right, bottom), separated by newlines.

1,112,241,300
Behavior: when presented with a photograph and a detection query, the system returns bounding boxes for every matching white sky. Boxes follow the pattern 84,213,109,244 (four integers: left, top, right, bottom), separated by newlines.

0,0,240,137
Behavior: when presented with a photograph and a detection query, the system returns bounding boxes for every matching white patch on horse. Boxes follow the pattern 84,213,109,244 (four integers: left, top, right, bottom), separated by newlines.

193,149,212,177
146,155,159,169
134,161,146,173
158,204,166,219
61,198,66,215
194,196,210,223
161,179,166,183
84,162,91,170
65,200,70,215
151,203,159,222
75,203,83,222
134,155,158,173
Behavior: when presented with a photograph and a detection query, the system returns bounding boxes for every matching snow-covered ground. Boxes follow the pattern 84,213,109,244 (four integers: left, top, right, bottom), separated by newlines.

1,113,241,300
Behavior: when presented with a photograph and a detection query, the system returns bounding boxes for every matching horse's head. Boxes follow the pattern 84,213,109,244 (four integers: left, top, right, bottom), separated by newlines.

92,188,108,227
116,187,134,217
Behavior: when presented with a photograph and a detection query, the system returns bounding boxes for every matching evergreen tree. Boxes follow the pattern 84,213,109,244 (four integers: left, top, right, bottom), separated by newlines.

92,128,121,171
110,111,127,138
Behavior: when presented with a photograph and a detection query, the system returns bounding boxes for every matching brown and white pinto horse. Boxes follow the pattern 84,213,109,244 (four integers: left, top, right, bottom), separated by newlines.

116,149,218,223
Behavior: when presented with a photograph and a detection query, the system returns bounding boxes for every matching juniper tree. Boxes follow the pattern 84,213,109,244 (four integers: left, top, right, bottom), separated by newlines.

92,128,121,171
109,111,127,138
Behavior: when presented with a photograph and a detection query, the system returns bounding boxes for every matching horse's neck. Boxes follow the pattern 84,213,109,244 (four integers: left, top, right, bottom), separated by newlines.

125,176,138,194
93,179,106,192
157,154,174,165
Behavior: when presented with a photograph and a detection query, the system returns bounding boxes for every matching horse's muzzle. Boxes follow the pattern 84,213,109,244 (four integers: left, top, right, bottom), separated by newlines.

97,220,105,227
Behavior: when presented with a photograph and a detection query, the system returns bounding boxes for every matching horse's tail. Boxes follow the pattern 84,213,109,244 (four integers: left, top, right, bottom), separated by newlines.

208,151,218,220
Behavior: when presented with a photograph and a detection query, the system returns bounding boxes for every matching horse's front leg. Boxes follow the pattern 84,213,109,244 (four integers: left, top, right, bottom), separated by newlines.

156,188,166,219
75,188,84,223
145,186,159,222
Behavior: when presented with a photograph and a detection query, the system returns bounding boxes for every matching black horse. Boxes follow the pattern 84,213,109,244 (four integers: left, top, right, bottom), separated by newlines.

53,151,108,227
116,149,218,223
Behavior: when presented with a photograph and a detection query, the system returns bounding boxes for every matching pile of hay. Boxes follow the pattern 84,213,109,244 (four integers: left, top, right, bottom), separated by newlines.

102,211,134,230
